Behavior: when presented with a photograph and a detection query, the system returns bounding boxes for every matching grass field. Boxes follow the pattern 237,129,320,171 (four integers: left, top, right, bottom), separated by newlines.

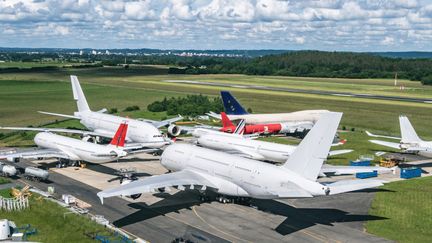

0,65,428,163
1,65,432,242
366,176,432,243
0,188,114,243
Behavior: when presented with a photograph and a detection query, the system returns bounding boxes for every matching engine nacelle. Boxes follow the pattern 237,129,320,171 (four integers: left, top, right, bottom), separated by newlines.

120,177,142,200
7,157,21,163
82,135,100,144
167,124,182,137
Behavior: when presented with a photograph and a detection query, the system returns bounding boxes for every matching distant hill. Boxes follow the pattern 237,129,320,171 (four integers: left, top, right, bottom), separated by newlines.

370,52,432,59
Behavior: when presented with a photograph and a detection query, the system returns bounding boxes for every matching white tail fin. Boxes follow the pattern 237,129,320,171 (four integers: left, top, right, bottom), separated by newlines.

399,115,422,143
70,75,90,112
283,112,342,181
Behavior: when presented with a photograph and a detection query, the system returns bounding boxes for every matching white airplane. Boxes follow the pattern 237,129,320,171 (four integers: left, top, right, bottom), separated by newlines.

194,128,393,176
97,112,385,204
0,122,148,164
206,91,328,124
38,75,182,148
367,115,432,157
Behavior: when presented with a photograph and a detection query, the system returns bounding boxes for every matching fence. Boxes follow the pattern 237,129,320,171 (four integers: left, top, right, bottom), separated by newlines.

0,196,29,211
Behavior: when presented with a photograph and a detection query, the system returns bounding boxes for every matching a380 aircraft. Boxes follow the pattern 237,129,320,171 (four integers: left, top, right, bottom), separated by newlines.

0,122,143,164
97,112,385,204
39,75,182,148
367,115,432,157
195,125,393,176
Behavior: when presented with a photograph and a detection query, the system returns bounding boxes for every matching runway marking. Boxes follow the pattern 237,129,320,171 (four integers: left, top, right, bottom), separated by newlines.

192,206,252,243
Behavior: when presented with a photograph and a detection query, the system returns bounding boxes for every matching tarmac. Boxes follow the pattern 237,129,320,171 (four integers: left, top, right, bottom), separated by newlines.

10,151,432,242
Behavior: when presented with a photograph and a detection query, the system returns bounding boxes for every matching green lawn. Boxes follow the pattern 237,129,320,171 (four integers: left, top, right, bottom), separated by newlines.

366,177,432,243
0,188,114,243
0,177,11,185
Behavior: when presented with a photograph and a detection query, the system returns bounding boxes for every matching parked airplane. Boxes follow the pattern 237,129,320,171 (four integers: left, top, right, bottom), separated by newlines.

97,112,385,204
195,126,392,176
219,111,314,135
367,115,432,157
0,122,148,164
206,91,328,125
39,75,182,148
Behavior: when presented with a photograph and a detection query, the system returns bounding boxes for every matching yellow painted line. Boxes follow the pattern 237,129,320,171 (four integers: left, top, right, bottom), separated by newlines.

192,206,252,242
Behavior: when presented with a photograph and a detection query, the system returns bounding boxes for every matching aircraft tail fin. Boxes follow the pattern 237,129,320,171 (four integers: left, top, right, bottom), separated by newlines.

399,115,422,143
221,91,248,115
70,75,91,112
109,122,128,148
220,112,235,128
234,119,246,135
283,112,342,181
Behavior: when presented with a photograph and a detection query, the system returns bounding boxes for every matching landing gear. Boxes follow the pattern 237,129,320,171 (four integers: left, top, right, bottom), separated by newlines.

216,195,231,204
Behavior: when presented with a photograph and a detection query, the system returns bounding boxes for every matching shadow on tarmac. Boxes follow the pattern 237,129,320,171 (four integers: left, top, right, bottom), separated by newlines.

113,190,388,236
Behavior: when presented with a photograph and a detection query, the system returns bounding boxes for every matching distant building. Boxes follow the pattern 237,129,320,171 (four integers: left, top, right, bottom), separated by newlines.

91,50,97,55
79,50,83,56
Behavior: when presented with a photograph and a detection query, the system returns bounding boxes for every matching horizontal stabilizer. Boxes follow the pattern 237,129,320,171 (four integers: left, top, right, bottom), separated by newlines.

369,140,401,149
38,111,80,119
328,149,353,157
365,131,400,140
270,181,313,198
0,126,100,136
325,179,385,195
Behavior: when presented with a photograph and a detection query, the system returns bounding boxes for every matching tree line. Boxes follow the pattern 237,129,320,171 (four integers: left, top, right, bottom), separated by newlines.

147,95,224,116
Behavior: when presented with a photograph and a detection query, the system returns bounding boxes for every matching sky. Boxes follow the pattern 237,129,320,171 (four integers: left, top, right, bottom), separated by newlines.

0,0,431,51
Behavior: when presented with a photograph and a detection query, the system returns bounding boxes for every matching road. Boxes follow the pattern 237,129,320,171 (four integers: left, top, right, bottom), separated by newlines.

163,80,432,104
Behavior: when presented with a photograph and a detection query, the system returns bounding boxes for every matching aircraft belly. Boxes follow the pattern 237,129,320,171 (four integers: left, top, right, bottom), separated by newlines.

419,151,432,158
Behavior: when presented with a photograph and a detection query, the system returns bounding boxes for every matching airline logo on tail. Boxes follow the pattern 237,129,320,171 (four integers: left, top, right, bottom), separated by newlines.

110,122,128,148
221,91,249,115
220,112,245,134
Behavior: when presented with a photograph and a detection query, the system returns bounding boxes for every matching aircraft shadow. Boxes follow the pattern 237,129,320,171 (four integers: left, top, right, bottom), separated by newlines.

113,190,387,235
250,199,388,235
85,163,152,178
113,190,202,227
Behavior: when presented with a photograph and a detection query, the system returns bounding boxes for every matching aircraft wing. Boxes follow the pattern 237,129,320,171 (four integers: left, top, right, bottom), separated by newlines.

325,179,385,195
139,115,183,128
328,149,353,156
0,126,104,137
38,111,80,119
366,131,400,140
228,145,266,160
405,147,428,152
320,164,393,176
369,140,401,149
0,148,69,161
97,170,218,204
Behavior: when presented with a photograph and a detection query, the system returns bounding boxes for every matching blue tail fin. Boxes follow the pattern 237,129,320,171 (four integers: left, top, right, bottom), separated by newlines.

221,91,249,115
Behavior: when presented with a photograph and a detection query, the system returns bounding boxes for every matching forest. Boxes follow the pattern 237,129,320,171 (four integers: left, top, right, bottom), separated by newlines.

147,95,224,116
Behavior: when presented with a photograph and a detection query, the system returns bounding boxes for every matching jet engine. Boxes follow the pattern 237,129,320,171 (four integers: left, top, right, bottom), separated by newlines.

6,157,21,163
81,135,100,144
167,124,182,137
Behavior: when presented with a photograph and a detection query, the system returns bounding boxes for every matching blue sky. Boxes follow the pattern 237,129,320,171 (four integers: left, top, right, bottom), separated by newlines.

0,0,431,51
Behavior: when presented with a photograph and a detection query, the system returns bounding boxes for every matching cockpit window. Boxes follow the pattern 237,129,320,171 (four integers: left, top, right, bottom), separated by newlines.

153,135,164,137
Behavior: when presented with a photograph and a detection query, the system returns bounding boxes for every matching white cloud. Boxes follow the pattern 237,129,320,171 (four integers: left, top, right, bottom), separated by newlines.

0,0,430,50
381,36,395,45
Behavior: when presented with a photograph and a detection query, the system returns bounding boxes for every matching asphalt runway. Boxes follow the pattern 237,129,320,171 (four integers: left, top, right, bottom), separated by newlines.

163,80,432,104
9,158,395,243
